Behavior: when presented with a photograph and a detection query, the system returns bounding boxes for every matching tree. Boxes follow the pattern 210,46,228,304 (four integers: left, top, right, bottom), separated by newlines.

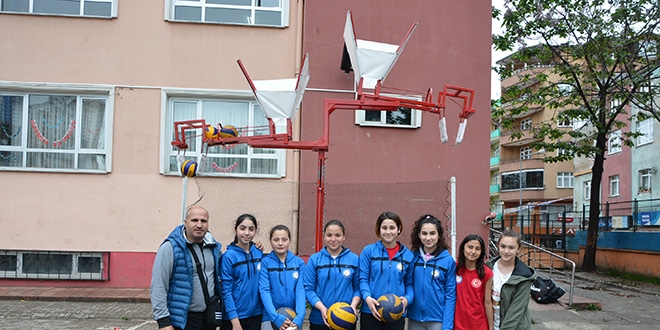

492,0,660,272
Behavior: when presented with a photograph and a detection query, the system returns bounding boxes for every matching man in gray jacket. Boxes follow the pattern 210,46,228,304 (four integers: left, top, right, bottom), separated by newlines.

150,206,222,330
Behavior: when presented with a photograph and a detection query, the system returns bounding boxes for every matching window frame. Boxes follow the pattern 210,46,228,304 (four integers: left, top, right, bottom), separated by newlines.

520,146,532,160
0,250,107,280
164,0,290,28
609,174,620,197
0,0,118,18
0,81,114,173
354,94,423,128
584,180,591,200
501,169,544,191
520,117,532,130
636,117,653,146
608,129,622,154
161,89,286,178
556,172,574,188
639,168,653,193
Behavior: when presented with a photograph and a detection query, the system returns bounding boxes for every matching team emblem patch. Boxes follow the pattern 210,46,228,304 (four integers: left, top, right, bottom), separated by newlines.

396,263,403,272
456,275,463,284
293,271,299,280
257,263,261,271
471,278,483,288
431,269,440,278
342,269,352,278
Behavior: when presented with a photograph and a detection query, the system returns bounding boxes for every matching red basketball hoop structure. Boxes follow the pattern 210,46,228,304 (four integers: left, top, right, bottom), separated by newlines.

171,10,476,251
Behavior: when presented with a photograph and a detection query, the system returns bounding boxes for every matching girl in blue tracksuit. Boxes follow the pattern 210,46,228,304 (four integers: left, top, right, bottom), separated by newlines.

259,224,306,330
220,214,264,330
407,214,456,330
359,211,415,330
303,219,361,330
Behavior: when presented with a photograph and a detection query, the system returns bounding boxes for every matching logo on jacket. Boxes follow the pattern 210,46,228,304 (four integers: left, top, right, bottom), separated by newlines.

293,271,299,280
396,262,403,272
257,263,261,271
343,269,352,278
431,269,440,278
471,278,482,288
456,275,463,284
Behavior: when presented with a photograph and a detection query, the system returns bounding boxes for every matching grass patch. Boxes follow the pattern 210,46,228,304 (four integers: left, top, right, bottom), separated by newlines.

600,268,660,285
573,303,601,311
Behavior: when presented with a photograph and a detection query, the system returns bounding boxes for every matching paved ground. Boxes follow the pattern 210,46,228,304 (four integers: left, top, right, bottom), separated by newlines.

0,271,658,329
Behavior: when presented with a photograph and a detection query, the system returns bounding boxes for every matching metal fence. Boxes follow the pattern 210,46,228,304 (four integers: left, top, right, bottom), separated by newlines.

489,228,576,307
577,197,660,231
490,210,579,252
192,178,452,256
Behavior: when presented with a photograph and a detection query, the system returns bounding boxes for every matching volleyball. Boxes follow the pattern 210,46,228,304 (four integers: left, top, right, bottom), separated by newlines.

326,302,356,330
180,160,197,177
204,125,219,139
377,293,404,323
276,306,296,320
219,125,238,138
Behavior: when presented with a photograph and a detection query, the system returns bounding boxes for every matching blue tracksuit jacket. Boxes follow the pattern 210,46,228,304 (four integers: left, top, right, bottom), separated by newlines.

359,241,414,315
303,246,360,325
220,242,264,321
406,248,457,329
259,250,306,328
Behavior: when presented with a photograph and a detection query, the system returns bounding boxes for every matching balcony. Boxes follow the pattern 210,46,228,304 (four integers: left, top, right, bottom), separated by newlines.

499,157,545,173
490,156,500,168
490,129,500,144
490,184,501,194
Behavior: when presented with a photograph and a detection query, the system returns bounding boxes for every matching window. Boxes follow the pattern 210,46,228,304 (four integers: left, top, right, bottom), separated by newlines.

164,92,285,178
356,106,421,128
355,94,423,128
520,146,532,160
0,250,107,280
557,148,568,157
1,0,117,18
0,87,113,173
639,168,653,193
557,83,573,95
557,172,574,188
608,129,622,154
520,117,532,130
637,117,653,145
556,117,572,127
501,170,544,191
166,0,289,27
584,180,591,200
609,175,620,196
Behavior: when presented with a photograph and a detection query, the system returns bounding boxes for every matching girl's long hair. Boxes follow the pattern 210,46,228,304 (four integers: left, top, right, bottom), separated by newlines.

233,213,257,244
410,214,448,254
457,234,487,279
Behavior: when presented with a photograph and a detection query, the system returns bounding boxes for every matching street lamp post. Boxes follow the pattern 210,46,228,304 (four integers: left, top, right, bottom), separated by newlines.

519,153,524,232
519,149,545,234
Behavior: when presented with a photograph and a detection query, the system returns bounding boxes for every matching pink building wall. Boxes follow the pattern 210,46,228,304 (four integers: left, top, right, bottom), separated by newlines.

298,1,493,254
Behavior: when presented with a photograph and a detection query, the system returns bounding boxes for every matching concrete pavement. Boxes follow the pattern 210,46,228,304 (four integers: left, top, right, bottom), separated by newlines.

0,271,658,329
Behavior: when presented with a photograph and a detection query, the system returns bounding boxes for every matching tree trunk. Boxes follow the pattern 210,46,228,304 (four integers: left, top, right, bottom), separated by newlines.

582,133,606,272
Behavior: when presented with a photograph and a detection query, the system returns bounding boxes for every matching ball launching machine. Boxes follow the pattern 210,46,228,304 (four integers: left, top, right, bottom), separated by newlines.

171,11,477,252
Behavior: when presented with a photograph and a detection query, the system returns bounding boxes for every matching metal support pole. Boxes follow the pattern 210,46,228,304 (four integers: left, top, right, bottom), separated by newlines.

451,176,457,260
315,150,326,252
181,176,188,224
